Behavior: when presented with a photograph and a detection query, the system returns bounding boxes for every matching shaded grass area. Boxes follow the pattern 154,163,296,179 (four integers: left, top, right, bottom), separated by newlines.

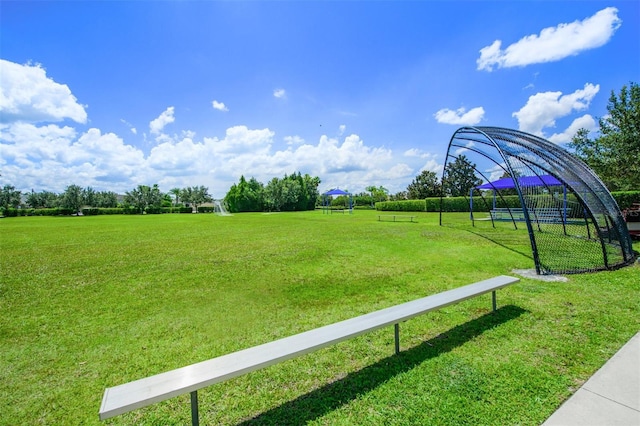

239,305,528,425
1,211,638,425
454,212,636,273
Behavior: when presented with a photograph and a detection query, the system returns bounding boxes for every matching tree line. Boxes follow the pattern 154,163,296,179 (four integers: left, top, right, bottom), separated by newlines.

40,160,479,215
330,155,481,208
224,172,321,212
0,172,324,215
0,183,214,215
570,82,640,191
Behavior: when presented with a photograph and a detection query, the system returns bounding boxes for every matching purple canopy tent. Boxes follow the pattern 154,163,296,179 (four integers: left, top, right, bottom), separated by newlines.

322,188,353,214
475,175,562,190
471,174,566,220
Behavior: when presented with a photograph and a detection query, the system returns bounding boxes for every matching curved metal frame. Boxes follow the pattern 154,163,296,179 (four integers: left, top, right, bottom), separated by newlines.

440,126,636,275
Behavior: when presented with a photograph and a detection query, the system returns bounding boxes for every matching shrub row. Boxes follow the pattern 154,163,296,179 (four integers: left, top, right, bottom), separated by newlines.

375,200,426,212
612,191,640,210
1,206,198,217
376,191,639,213
3,191,637,217
376,196,523,212
82,208,125,215
2,208,77,217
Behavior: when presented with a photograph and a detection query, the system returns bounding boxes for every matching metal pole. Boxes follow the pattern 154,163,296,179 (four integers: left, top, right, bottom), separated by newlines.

394,323,400,354
492,291,497,312
190,391,199,426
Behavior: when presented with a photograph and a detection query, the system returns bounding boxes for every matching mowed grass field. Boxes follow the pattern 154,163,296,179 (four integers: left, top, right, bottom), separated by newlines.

1,210,638,425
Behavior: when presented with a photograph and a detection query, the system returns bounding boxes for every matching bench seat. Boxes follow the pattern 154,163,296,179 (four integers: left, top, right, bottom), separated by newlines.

100,275,518,422
377,215,416,222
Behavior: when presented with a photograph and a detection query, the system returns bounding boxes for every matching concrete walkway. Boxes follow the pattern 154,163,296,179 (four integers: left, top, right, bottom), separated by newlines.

543,332,640,425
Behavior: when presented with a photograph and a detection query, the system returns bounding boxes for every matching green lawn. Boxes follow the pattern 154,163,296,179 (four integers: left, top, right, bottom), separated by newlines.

1,211,638,425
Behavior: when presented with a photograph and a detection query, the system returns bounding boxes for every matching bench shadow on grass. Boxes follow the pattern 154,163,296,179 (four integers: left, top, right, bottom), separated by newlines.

237,305,527,425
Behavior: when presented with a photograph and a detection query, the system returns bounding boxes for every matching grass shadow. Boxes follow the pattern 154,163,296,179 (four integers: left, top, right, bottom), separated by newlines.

237,305,528,425
463,227,534,260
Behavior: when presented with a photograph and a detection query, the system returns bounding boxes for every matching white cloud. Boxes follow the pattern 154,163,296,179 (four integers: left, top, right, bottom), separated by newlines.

212,100,228,112
486,164,508,183
204,125,275,155
120,119,137,135
400,150,444,183
404,148,423,158
338,124,346,136
419,158,443,175
284,135,304,145
512,83,599,136
434,106,484,125
1,118,422,197
0,58,419,197
477,7,621,71
0,122,147,193
149,106,175,135
455,141,475,156
404,148,439,161
1,122,77,167
273,88,286,99
0,59,87,124
547,114,598,144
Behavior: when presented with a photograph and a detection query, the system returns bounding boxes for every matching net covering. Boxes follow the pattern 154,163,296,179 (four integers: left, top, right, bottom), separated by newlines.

441,126,636,274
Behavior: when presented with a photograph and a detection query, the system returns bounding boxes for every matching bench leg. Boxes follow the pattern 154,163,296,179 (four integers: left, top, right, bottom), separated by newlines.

492,291,497,312
191,390,199,426
394,323,400,354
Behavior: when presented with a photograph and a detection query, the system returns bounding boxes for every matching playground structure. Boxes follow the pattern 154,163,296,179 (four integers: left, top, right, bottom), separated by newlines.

213,200,231,216
440,126,637,275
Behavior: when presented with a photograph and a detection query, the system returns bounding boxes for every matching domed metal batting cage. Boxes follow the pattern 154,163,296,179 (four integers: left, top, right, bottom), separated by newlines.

439,126,637,275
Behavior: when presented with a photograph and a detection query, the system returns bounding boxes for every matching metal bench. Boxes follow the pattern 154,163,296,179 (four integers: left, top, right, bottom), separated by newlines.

490,208,569,223
99,275,519,425
490,208,525,221
377,214,417,222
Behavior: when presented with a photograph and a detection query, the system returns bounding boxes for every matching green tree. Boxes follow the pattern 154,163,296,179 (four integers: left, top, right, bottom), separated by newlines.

443,155,482,197
95,191,118,208
0,185,22,212
181,185,211,213
366,185,389,207
61,184,84,214
225,172,320,212
225,176,264,212
284,177,302,211
406,170,441,199
301,173,321,210
169,188,181,206
180,187,193,211
26,190,59,209
263,177,286,212
390,191,408,201
83,187,96,207
124,185,163,213
570,82,640,190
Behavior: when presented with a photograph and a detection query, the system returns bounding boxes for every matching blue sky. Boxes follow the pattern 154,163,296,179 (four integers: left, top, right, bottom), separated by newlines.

1,1,638,198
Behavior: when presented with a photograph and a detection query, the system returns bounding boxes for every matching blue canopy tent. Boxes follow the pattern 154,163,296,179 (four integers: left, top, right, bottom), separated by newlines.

322,188,353,214
471,174,569,224
476,175,562,191
472,174,564,212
